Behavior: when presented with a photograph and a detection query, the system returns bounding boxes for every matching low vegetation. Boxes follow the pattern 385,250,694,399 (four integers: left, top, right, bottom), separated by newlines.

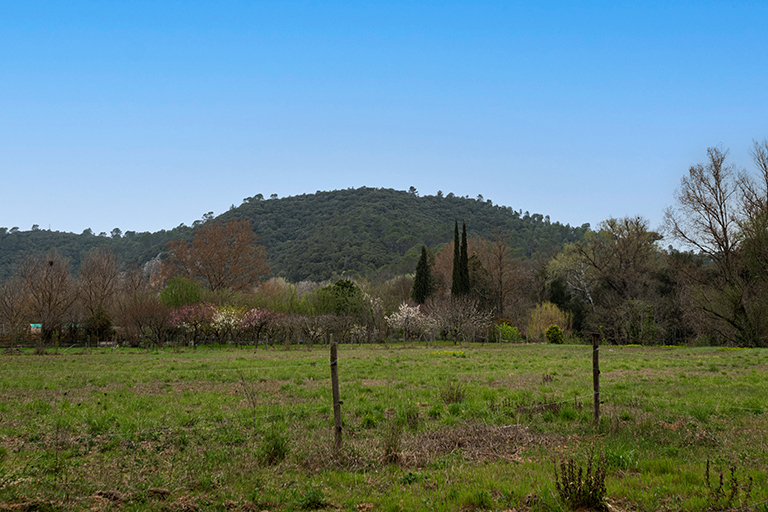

1,342,767,511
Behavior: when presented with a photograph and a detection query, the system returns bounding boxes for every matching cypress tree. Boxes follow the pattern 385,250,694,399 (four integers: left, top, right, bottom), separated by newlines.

460,220,470,293
451,219,462,296
411,245,433,304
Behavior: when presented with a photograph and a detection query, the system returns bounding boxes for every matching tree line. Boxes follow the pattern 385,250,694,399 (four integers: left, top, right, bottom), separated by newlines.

2,141,768,348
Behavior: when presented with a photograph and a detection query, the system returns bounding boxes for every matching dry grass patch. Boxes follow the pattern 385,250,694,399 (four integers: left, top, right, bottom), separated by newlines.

402,422,549,467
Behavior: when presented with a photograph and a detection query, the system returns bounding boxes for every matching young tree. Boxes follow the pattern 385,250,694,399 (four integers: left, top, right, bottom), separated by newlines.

165,218,269,293
117,269,173,348
430,295,492,343
473,237,519,318
386,302,425,341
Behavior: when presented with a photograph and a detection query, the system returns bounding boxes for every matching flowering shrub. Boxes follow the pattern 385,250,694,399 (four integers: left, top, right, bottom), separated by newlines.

170,303,216,345
385,302,425,340
212,306,243,342
240,308,283,346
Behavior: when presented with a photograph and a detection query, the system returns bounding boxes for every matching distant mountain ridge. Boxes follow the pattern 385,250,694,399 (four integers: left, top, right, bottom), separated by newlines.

0,188,590,282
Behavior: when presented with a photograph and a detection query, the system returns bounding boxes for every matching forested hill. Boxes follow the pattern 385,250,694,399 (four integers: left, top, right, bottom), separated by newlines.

0,225,192,283
217,188,589,281
0,188,590,282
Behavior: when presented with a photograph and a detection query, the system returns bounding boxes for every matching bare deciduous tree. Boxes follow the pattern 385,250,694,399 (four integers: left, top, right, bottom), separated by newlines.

78,248,120,317
165,219,269,292
0,277,31,341
665,144,768,346
17,252,76,341
665,147,741,278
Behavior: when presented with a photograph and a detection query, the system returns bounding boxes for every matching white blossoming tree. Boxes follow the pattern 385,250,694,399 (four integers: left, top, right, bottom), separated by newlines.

385,302,425,342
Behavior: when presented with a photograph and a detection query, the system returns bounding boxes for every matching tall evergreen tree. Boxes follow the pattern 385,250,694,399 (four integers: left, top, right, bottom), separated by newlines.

452,219,471,297
451,219,462,296
411,245,434,304
460,220,470,293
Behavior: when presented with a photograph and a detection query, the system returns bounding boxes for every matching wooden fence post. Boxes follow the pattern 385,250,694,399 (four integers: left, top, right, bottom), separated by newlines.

330,342,342,451
592,332,600,426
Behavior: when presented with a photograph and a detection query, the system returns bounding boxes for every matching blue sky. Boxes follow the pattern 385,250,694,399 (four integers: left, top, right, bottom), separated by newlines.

2,1,767,236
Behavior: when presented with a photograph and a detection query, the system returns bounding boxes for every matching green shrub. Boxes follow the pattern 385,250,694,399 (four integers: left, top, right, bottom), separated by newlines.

545,324,564,345
497,322,523,343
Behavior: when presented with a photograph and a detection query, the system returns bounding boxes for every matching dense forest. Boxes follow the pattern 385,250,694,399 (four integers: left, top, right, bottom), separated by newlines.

0,188,589,282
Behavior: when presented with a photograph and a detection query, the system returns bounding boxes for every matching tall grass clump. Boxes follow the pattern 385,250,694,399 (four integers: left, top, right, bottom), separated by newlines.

554,449,608,510
258,426,289,466
381,419,402,464
439,379,467,405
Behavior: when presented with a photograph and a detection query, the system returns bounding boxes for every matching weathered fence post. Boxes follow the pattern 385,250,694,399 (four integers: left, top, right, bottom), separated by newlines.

330,342,343,451
592,332,600,426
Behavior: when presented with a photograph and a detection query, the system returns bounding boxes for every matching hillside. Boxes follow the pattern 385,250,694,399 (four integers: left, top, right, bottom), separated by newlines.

0,188,589,282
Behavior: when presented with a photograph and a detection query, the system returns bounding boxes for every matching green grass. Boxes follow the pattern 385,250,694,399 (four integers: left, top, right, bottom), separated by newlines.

0,342,767,511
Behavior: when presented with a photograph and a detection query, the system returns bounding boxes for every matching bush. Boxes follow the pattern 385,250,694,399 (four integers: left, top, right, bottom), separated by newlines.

528,302,570,340
497,322,523,343
545,324,564,344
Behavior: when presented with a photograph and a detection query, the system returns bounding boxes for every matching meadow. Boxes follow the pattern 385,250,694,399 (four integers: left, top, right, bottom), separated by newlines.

0,341,767,511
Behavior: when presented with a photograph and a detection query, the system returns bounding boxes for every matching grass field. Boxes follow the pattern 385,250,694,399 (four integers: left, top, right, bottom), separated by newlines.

1,342,767,511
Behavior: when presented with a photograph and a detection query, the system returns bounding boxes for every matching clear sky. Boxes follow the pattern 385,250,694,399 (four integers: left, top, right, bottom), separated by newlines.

2,1,767,236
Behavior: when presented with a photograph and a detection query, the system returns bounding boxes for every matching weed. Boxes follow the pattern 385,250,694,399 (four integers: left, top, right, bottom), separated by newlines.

360,414,378,429
399,471,427,485
605,447,636,470
463,489,493,510
381,419,402,464
439,379,467,404
258,426,289,466
427,403,443,419
295,487,329,510
705,459,753,509
399,403,420,431
554,449,608,510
